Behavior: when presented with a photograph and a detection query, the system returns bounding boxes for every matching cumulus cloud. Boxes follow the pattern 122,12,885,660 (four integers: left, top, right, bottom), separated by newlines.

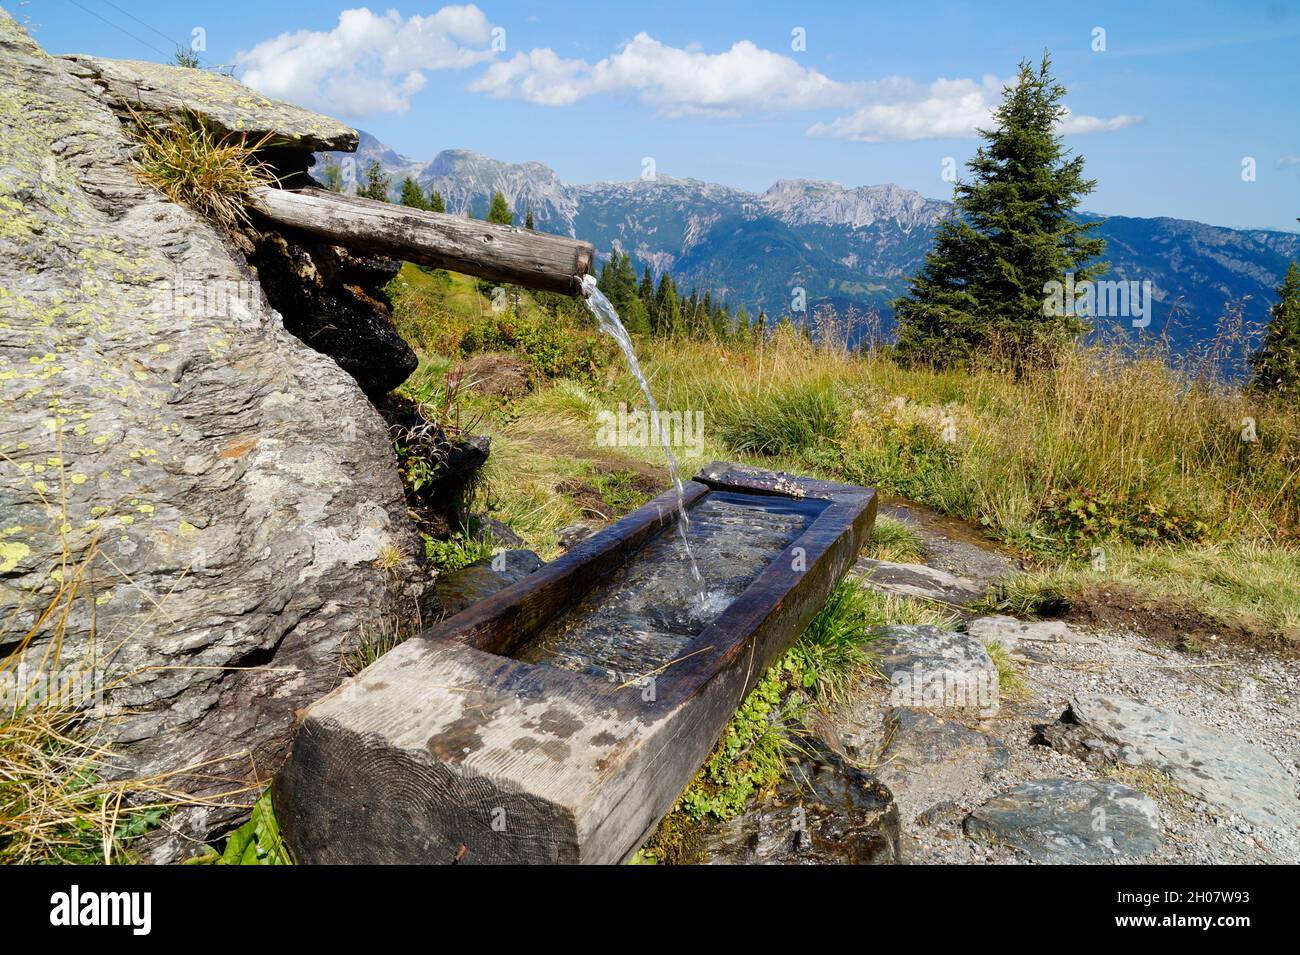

236,12,1140,138
236,5,497,116
475,32,1138,140
470,33,855,117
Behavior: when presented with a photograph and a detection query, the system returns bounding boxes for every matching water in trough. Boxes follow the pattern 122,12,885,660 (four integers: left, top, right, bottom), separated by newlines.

517,491,827,678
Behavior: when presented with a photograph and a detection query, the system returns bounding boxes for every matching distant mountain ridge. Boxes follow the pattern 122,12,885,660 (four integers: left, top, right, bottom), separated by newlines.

331,132,1300,349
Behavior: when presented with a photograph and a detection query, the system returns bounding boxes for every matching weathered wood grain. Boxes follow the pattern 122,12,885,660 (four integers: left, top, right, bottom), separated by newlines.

247,185,595,294
274,463,876,864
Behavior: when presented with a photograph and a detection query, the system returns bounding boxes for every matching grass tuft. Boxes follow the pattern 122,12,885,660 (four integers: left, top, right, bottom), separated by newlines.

129,107,277,229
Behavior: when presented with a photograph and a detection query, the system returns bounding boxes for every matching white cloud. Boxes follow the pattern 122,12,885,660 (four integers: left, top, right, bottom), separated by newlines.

474,32,1139,141
236,5,497,116
470,33,855,117
807,76,1141,142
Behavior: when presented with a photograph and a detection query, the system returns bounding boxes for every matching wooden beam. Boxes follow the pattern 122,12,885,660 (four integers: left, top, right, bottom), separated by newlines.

246,185,595,295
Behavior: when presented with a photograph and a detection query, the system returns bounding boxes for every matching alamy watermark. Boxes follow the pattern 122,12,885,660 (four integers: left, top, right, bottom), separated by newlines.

596,403,704,457
1043,272,1153,328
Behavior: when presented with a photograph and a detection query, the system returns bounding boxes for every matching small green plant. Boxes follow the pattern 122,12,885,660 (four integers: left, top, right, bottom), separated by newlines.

423,532,495,574
129,107,276,229
199,791,291,865
1039,487,1209,555
722,380,846,456
983,640,1029,698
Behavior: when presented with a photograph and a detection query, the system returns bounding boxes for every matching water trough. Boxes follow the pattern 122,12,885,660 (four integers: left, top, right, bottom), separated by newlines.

274,462,877,863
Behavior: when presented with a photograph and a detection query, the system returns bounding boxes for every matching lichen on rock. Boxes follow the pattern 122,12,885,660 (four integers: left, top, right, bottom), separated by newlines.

0,9,424,859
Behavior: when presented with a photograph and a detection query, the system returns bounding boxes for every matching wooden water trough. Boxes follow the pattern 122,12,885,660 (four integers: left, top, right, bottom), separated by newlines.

274,462,876,864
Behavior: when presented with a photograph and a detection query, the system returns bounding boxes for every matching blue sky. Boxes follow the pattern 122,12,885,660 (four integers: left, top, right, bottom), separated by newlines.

14,0,1300,230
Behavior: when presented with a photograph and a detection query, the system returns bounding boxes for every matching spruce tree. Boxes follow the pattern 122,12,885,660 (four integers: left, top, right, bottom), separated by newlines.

357,160,391,202
525,208,535,230
1250,260,1300,400
654,274,682,337
894,54,1106,368
399,176,428,210
488,190,514,225
318,157,345,193
428,190,446,213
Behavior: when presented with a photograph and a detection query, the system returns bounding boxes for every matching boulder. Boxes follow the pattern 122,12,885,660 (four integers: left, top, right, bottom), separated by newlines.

60,54,357,152
965,778,1163,863
850,708,1010,824
0,12,420,858
1040,694,1299,828
871,625,1001,716
854,557,986,606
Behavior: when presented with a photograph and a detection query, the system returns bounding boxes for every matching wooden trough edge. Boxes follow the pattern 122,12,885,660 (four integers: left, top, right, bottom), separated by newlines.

273,462,877,864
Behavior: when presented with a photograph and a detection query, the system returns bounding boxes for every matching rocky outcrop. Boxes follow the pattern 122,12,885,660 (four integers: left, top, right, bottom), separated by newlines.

0,11,424,858
1040,694,1299,828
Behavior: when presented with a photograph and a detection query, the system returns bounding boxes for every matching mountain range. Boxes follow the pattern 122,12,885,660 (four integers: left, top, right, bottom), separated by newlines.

327,132,1300,350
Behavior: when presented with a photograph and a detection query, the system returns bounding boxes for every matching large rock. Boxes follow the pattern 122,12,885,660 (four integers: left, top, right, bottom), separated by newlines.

849,708,1010,824
703,744,901,865
965,778,1163,863
855,557,986,606
60,54,357,152
871,625,1001,716
0,12,420,857
1040,694,1299,828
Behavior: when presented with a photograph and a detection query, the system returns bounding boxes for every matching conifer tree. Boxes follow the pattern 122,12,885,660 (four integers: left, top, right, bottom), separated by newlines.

488,190,514,225
1250,260,1300,400
428,190,446,213
356,160,391,202
318,157,345,193
399,176,428,210
893,54,1106,368
525,208,535,230
654,274,682,337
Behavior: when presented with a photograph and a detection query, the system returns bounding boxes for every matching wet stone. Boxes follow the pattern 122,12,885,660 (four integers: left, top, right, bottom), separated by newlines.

848,708,1010,824
435,549,544,616
703,743,901,865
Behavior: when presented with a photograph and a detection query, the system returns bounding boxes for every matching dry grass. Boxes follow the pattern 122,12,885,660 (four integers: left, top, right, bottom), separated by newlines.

128,107,277,229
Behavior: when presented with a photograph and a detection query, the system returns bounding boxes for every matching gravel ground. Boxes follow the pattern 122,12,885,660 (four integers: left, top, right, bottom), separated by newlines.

828,618,1300,864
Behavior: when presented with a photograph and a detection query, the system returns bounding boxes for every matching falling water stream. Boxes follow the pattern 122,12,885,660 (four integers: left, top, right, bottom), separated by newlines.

580,275,706,605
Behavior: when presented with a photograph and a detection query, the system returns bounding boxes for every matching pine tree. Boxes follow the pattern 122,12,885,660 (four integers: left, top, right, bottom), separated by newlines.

318,157,345,193
356,161,391,202
638,266,655,309
525,208,535,230
1250,260,1300,400
893,54,1106,369
399,176,428,210
488,191,514,225
654,274,682,337
428,190,446,213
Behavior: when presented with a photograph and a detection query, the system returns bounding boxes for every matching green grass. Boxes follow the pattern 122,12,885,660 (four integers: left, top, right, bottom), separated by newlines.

863,515,926,563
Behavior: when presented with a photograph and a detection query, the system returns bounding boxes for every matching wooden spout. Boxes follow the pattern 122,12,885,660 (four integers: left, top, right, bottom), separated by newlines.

246,185,594,295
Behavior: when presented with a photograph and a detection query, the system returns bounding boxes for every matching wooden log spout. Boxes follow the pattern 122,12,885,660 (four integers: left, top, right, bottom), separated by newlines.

247,185,595,295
